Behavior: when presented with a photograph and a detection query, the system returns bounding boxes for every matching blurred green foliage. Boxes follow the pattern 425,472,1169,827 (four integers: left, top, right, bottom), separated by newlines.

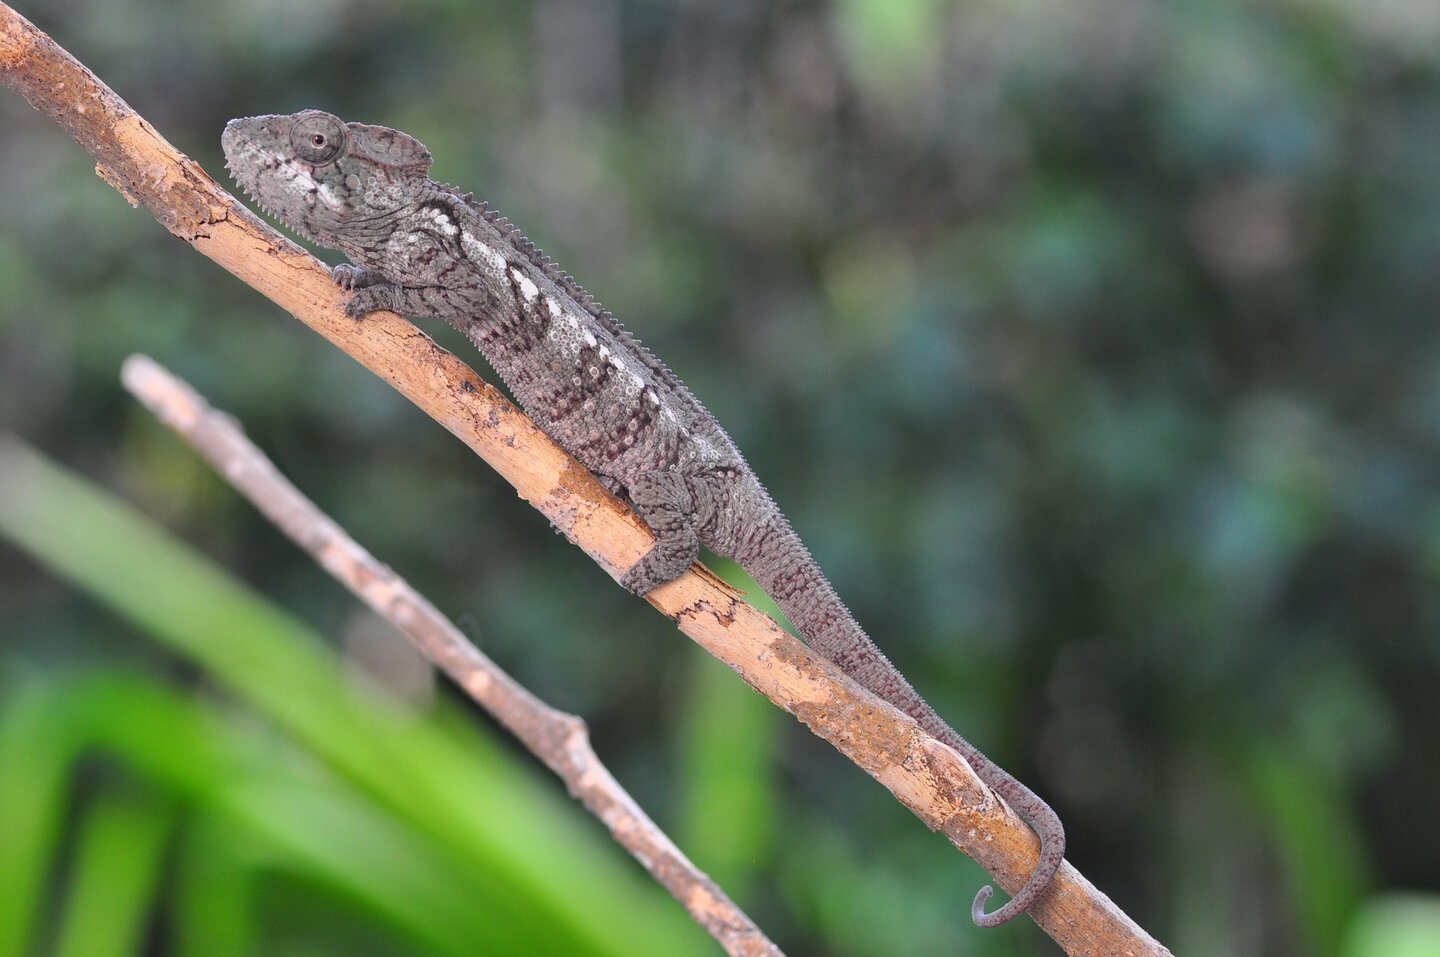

0,438,708,956
2,0,1440,954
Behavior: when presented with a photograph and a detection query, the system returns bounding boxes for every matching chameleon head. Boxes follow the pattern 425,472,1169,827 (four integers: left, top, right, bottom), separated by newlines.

222,110,433,252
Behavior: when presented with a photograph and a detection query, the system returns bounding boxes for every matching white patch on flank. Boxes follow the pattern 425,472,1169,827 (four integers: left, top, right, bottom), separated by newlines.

536,301,643,401
543,297,589,354
429,207,459,236
510,267,539,302
461,230,507,274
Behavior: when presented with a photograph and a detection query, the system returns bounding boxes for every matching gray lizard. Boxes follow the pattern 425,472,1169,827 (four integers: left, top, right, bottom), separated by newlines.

222,110,1064,926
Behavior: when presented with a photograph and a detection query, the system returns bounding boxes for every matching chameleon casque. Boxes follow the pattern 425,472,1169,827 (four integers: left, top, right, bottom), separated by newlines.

222,110,1064,926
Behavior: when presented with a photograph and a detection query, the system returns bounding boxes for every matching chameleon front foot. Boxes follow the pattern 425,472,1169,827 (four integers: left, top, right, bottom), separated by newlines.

331,262,387,290
330,264,402,318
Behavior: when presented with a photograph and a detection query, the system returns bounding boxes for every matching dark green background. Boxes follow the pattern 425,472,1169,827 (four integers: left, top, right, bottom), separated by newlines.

3,1,1439,954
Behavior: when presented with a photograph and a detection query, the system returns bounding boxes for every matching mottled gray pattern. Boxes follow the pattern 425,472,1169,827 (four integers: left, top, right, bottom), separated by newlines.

222,110,1063,925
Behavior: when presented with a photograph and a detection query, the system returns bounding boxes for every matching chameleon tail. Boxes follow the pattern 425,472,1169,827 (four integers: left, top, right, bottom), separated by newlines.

733,504,1065,926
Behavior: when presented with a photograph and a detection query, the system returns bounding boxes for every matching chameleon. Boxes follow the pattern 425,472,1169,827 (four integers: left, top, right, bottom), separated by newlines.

221,110,1064,926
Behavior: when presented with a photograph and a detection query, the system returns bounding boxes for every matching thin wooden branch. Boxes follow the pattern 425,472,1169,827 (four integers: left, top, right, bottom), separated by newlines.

119,354,780,957
0,5,1170,953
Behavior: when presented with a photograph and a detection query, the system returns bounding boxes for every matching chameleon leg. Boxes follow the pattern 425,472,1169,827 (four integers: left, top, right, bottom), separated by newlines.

337,281,459,320
333,271,492,321
619,470,701,594
331,262,388,290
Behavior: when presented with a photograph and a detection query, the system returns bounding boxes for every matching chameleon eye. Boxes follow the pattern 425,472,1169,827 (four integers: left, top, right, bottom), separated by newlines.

290,113,345,163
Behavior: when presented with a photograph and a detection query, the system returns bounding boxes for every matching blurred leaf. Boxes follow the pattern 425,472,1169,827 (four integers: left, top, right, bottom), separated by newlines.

0,674,573,955
678,649,780,901
1342,894,1440,957
54,792,174,957
0,675,74,957
0,437,709,957
1242,743,1370,957
173,815,256,957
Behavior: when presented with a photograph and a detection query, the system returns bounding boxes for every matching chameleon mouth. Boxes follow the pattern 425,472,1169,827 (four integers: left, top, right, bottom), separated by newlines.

221,131,282,220
220,117,327,229
221,120,267,180
221,137,333,246
223,160,277,221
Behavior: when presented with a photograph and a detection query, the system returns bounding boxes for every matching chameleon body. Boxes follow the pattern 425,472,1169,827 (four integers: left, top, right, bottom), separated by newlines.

222,110,1063,925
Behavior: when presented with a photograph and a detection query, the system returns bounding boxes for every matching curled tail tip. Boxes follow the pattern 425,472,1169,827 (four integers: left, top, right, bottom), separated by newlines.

971,883,1029,928
969,831,1067,928
970,885,1001,926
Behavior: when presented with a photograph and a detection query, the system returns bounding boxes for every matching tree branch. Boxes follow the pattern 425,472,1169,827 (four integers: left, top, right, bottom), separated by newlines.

0,4,1169,953
119,354,780,957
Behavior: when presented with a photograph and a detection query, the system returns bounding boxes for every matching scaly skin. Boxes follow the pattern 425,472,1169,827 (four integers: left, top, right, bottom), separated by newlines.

222,110,1064,926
